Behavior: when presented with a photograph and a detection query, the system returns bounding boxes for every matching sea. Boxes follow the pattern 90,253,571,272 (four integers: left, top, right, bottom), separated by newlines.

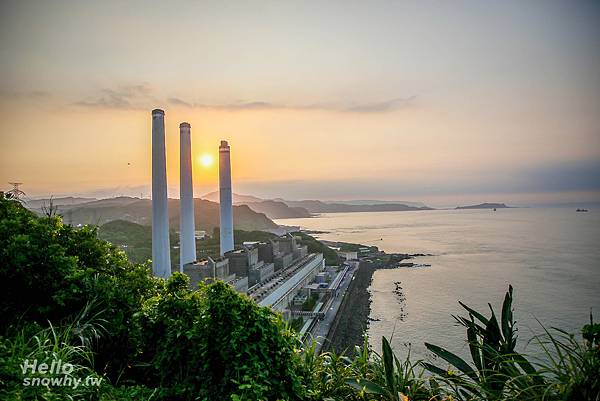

275,207,600,361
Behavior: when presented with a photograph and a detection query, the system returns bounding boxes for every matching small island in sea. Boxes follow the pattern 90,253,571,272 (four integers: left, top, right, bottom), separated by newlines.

456,202,510,210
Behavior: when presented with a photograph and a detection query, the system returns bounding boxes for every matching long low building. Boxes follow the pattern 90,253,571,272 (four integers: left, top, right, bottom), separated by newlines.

258,253,324,313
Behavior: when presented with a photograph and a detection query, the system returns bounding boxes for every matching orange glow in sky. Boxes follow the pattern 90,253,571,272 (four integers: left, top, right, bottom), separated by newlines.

0,1,599,205
198,154,214,168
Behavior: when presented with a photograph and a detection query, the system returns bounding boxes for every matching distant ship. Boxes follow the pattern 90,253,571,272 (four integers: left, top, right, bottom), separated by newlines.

576,208,589,212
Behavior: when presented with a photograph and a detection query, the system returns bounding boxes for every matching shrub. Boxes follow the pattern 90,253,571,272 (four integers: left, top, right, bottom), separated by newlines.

0,197,160,380
132,274,306,400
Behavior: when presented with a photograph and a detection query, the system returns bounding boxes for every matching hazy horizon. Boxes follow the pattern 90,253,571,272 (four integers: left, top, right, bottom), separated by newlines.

1,1,599,206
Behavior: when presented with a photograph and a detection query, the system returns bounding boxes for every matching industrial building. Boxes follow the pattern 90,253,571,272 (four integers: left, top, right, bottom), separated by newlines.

225,244,276,287
183,256,234,286
149,109,354,340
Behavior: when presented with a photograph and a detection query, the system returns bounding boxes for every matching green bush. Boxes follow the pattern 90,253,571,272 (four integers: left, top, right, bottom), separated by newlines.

0,197,161,380
132,274,306,400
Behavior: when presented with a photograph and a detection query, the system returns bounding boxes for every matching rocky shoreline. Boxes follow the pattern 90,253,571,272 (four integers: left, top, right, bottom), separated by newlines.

324,251,430,354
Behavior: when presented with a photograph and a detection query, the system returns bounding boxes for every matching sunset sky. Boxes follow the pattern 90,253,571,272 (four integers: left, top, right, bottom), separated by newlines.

1,0,599,206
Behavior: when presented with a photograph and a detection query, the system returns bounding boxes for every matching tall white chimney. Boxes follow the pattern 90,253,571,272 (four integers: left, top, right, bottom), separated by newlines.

219,140,234,255
151,109,171,278
179,122,196,271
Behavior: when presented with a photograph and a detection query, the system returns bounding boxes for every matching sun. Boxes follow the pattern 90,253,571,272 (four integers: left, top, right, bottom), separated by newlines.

198,153,214,168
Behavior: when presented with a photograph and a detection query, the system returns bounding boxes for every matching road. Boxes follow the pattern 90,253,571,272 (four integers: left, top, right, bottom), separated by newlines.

311,264,357,353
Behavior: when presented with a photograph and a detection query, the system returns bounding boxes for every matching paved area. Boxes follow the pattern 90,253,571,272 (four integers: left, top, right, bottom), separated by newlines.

311,265,357,352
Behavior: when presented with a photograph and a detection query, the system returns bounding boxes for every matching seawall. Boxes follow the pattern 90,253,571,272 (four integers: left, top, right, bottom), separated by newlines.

324,253,414,354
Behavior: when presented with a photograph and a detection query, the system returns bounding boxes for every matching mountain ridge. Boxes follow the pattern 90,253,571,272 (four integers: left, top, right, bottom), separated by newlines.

26,197,277,232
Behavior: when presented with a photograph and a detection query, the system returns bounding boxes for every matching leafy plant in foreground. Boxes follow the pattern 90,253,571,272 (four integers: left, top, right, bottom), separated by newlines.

422,285,544,400
531,313,600,401
347,336,431,401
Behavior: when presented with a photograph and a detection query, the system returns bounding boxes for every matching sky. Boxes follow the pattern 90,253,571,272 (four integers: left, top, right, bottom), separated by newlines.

0,0,599,207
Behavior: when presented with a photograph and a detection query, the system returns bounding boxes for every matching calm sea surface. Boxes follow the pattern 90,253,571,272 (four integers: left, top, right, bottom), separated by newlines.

275,208,600,360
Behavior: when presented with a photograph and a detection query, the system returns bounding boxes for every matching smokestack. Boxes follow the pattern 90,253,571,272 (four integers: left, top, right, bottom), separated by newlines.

179,122,196,271
151,109,171,278
219,140,234,255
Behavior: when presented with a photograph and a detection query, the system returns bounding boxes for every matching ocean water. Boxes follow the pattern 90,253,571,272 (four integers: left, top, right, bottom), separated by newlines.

275,208,600,360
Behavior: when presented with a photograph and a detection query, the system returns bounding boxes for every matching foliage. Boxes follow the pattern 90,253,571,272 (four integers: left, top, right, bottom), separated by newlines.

302,334,433,401
0,197,162,381
422,285,542,400
347,337,431,401
531,319,600,401
422,286,600,401
582,313,600,346
291,316,305,332
0,309,104,400
131,275,306,401
302,294,319,311
2,195,599,401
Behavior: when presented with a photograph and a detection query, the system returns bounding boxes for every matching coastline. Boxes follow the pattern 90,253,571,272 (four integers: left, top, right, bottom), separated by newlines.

322,249,424,354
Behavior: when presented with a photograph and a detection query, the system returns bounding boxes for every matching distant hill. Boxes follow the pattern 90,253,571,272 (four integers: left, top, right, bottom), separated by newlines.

157,191,432,216
201,191,264,204
25,196,97,209
456,203,509,210
244,200,311,219
39,197,277,232
202,192,311,219
279,199,433,213
319,199,426,208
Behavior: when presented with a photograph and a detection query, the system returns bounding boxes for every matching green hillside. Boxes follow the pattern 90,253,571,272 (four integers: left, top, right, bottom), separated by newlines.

54,197,277,232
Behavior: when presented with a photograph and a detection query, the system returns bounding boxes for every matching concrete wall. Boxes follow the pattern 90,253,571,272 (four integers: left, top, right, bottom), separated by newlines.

233,276,248,293
183,257,231,289
258,242,275,263
249,262,275,286
274,253,293,271
277,236,296,255
295,245,308,259
227,252,249,277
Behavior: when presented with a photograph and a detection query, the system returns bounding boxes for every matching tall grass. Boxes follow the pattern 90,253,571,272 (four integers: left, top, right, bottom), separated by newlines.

529,316,600,400
0,302,106,400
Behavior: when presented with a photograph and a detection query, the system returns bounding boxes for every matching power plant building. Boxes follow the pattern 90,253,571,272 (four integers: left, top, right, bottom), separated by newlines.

183,256,235,288
225,245,275,286
149,110,352,342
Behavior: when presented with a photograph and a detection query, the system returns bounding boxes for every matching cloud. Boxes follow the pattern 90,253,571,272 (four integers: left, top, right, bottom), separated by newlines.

167,97,192,107
74,83,153,109
343,96,416,113
74,83,416,113
0,89,51,99
167,96,416,113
